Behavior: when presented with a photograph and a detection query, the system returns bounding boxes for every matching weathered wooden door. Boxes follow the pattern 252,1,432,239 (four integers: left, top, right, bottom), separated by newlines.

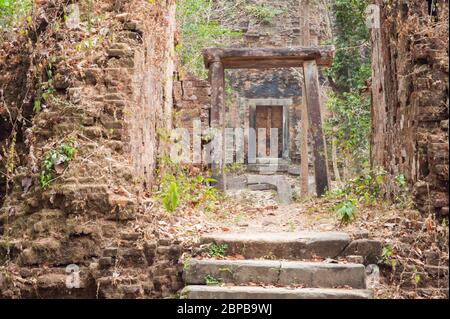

255,105,283,157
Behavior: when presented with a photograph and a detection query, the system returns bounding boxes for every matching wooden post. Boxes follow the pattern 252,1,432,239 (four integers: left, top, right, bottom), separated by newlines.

300,99,310,195
370,1,386,168
299,0,310,196
209,61,225,188
220,78,227,190
303,60,329,196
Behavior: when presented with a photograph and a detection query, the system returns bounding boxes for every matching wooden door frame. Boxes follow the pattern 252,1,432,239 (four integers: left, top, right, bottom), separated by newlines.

203,46,333,195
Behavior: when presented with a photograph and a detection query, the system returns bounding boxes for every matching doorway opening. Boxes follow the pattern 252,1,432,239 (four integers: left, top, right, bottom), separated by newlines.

255,105,283,158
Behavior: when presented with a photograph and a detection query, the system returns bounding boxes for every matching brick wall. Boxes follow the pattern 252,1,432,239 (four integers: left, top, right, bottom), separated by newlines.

371,0,449,216
0,0,185,298
173,73,211,134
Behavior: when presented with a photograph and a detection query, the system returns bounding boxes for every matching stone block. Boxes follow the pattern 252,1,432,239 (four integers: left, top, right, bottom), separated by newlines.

342,239,382,264
103,247,118,257
226,176,247,190
201,232,351,260
99,257,113,269
183,286,373,299
119,248,145,264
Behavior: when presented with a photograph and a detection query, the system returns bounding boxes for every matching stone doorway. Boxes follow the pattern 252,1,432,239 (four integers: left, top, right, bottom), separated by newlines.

203,46,333,195
245,98,292,161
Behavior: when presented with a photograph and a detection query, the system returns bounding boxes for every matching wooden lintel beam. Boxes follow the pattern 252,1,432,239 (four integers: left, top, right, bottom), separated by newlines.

203,46,334,69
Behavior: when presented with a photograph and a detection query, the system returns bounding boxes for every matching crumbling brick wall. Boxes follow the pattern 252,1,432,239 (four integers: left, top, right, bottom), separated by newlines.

0,0,186,298
173,73,211,137
370,0,449,216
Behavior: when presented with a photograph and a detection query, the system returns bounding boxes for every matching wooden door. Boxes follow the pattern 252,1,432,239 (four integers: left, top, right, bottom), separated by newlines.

255,105,283,157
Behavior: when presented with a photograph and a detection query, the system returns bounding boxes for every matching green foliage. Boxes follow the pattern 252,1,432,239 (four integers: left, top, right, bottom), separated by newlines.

207,242,228,257
33,63,55,113
204,274,222,285
328,168,386,224
287,220,296,232
328,0,371,92
219,267,233,275
223,162,246,175
39,141,77,188
391,174,412,208
378,245,396,269
0,0,32,29
328,168,385,201
325,91,371,169
176,0,241,78
162,182,179,212
412,266,421,286
328,168,413,222
335,198,356,224
325,0,371,173
243,4,283,23
395,174,406,188
341,168,386,203
155,156,223,213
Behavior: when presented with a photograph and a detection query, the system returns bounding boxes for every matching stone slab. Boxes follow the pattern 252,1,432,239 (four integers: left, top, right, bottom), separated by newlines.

183,285,373,299
200,232,351,260
226,176,247,190
183,259,281,285
288,166,301,176
248,183,278,191
276,178,292,205
183,259,366,288
247,164,289,174
342,239,382,264
279,261,366,288
246,175,292,205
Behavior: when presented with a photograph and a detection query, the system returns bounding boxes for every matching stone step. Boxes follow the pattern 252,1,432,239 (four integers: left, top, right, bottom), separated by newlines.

255,157,290,165
201,231,350,260
201,232,382,263
182,285,373,299
247,164,289,174
183,259,367,289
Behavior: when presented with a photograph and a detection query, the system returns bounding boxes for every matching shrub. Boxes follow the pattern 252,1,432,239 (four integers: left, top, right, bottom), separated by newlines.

155,156,223,213
162,181,179,213
0,0,32,29
207,243,228,257
176,0,241,78
335,198,356,225
40,140,77,188
243,4,283,23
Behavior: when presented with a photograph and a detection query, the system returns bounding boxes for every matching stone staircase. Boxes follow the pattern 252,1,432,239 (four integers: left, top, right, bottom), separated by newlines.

182,231,381,299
